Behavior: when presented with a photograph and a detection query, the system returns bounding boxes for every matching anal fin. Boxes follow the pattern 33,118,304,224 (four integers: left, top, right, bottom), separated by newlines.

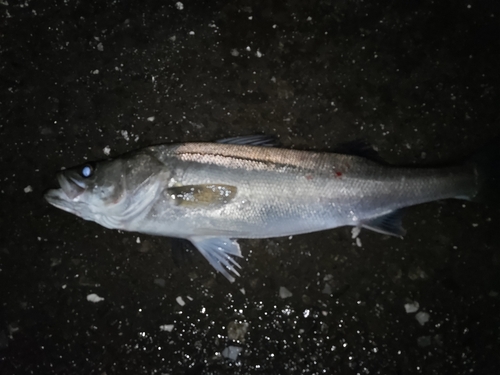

189,237,243,282
361,209,406,238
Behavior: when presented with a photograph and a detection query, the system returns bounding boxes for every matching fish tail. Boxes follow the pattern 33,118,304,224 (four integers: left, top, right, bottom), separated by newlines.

469,138,500,204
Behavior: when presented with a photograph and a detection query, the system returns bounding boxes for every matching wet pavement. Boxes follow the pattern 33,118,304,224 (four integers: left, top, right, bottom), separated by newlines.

1,0,500,374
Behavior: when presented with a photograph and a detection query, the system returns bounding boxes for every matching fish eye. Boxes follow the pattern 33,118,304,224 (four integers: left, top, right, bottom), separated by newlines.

81,163,95,178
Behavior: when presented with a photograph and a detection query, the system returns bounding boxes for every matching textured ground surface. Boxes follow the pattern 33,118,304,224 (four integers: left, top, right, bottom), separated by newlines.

1,1,500,374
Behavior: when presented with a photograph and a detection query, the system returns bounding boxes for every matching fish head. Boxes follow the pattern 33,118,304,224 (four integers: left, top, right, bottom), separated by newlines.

44,152,165,229
44,158,129,225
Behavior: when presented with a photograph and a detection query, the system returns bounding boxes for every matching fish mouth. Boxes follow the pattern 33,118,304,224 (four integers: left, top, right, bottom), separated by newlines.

44,173,86,207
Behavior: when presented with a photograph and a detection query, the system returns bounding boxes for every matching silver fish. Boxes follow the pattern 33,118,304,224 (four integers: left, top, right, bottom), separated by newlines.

45,136,496,281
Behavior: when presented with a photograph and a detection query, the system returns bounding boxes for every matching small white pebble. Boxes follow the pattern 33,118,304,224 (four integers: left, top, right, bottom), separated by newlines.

147,116,155,122
279,287,293,299
415,311,430,326
24,185,33,193
351,227,361,239
160,324,174,332
97,42,104,51
404,301,420,313
176,296,185,306
255,50,262,58
175,2,183,10
322,283,332,295
121,130,129,141
230,49,239,57
222,346,243,361
103,146,111,156
356,237,362,247
240,288,246,295
136,237,141,244
87,293,105,303
188,31,195,35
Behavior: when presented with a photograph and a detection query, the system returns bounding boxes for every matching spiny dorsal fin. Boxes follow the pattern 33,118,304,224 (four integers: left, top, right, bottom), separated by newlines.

216,135,277,147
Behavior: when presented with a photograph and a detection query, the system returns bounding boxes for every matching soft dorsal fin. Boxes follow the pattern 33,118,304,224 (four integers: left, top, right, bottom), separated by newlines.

333,140,386,164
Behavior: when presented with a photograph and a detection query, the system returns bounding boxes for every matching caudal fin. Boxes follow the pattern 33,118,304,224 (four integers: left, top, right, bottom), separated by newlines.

469,138,500,204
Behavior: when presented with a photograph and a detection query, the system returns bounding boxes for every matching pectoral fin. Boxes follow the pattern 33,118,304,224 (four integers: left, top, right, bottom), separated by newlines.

166,184,237,207
189,237,243,282
361,209,406,238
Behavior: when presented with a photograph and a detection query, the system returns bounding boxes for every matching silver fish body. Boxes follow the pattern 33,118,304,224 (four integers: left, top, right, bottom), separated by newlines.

45,137,485,281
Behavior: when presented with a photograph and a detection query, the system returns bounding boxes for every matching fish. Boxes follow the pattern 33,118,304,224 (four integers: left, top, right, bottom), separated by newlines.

44,135,498,282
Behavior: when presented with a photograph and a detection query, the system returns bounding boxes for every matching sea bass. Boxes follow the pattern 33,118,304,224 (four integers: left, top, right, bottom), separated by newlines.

45,136,497,281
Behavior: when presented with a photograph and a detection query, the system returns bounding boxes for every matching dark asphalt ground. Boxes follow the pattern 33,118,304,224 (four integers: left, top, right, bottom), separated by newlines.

1,1,500,374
